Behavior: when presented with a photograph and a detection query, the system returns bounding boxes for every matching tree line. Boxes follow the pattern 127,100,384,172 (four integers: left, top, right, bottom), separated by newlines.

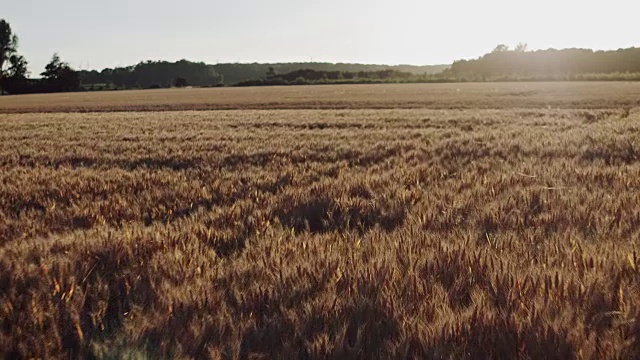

79,60,222,90
78,62,448,90
212,63,447,85
447,43,640,80
236,68,418,86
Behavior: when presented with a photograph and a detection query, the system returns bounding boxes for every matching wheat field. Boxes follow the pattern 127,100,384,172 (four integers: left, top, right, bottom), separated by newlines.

1,83,640,359
1,82,640,113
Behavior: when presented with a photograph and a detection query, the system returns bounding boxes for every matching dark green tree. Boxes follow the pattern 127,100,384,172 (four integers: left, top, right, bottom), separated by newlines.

0,54,29,94
41,53,80,92
0,19,20,94
41,53,64,79
6,54,28,79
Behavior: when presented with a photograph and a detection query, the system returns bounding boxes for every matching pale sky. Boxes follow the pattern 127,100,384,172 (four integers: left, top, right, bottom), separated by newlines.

3,0,639,73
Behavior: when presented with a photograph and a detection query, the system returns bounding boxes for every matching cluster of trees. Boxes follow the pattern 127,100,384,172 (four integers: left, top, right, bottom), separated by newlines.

235,46,640,85
0,20,80,95
236,68,416,86
214,63,447,85
77,62,448,89
78,60,222,89
448,43,640,80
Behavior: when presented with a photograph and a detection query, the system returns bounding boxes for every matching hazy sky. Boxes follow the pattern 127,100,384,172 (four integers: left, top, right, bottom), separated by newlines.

3,0,639,73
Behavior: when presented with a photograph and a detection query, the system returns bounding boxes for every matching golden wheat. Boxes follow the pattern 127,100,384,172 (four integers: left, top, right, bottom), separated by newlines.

1,87,640,358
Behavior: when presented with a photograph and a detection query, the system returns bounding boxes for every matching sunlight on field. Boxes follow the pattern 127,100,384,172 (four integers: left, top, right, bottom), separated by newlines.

1,84,640,358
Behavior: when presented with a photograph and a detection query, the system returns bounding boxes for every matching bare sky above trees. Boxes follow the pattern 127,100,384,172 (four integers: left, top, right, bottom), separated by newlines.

4,0,638,72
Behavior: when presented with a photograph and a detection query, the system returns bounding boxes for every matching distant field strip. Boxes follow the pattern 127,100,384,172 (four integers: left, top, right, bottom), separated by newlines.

1,82,640,113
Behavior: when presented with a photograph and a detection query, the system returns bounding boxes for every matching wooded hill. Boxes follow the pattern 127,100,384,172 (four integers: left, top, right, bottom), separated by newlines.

448,45,640,80
77,62,449,88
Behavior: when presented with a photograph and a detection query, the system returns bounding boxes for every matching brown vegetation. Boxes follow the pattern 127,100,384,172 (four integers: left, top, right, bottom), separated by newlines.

1,85,640,358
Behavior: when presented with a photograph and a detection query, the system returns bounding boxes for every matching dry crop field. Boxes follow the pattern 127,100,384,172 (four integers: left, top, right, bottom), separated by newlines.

1,82,640,113
1,83,640,359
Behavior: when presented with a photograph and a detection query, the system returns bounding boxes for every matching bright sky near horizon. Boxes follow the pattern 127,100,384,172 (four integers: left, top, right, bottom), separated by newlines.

3,0,639,73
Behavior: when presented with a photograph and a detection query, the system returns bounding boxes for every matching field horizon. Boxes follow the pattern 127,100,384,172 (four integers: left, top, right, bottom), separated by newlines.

1,82,640,114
